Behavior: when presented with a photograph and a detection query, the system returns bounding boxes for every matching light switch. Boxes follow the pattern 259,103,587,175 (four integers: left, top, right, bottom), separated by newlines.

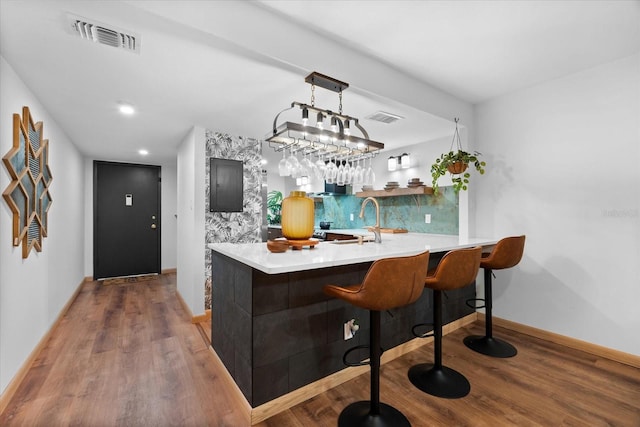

125,194,132,206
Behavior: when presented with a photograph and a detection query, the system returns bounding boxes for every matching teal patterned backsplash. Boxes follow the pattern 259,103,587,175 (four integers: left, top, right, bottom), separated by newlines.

314,186,458,234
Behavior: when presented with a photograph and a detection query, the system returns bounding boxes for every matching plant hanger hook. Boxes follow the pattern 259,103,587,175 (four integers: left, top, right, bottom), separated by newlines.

449,117,463,152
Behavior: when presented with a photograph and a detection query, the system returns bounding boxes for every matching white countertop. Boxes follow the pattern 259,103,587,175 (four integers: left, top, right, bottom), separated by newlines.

208,231,498,274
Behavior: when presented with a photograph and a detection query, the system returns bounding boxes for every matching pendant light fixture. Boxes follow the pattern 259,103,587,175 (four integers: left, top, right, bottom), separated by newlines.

265,72,385,157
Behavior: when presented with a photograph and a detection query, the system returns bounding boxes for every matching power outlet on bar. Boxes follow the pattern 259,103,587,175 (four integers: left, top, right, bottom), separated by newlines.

344,319,359,340
344,321,353,340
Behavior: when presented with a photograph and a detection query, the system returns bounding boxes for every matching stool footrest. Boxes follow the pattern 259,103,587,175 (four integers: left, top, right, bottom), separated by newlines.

411,322,434,339
342,345,371,367
465,298,486,309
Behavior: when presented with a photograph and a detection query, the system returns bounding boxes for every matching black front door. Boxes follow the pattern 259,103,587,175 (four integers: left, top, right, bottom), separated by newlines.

93,161,161,279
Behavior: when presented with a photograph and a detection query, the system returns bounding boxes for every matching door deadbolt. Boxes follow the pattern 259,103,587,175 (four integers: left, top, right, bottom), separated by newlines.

151,224,157,229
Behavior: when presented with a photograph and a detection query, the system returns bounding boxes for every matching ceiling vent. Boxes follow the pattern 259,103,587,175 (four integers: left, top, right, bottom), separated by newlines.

67,14,140,54
365,111,404,124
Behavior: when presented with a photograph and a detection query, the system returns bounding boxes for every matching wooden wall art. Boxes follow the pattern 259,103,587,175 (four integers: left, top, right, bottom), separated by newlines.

2,106,53,258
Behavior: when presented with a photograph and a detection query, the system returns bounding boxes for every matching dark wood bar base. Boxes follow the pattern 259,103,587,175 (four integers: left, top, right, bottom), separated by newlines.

211,251,476,406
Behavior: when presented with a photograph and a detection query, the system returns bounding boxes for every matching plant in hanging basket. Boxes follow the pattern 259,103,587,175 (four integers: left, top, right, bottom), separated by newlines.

447,161,468,175
431,150,486,194
430,118,486,195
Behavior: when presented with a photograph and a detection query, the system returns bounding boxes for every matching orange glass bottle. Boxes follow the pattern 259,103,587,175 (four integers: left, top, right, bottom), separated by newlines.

281,191,314,240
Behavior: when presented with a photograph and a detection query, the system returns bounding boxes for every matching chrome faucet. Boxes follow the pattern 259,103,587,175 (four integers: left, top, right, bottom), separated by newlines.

359,197,382,243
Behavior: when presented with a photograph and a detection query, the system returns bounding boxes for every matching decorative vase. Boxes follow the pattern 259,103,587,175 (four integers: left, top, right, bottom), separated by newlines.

281,191,314,240
447,161,468,174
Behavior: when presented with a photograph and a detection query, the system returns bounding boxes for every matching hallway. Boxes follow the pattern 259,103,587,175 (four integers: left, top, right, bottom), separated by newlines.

0,274,247,426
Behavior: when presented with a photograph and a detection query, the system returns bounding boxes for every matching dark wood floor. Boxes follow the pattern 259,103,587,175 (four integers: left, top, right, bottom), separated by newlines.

1,274,638,426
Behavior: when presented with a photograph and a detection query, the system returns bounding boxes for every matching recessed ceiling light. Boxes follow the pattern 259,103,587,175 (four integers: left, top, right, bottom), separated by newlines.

118,103,135,115
138,149,148,156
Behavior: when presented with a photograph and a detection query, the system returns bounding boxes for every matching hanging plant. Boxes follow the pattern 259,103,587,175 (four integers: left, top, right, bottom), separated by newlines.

430,118,486,195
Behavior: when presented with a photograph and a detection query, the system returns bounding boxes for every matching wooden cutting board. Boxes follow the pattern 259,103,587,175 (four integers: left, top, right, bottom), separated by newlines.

379,228,408,233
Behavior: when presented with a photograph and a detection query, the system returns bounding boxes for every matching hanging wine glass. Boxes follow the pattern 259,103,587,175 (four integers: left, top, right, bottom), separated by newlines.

332,153,340,180
336,159,345,186
343,157,352,185
353,156,363,185
364,156,375,186
325,154,338,183
300,150,315,184
278,147,290,177
353,157,360,184
300,151,313,173
286,148,300,174
314,153,326,181
289,150,303,179
363,156,370,184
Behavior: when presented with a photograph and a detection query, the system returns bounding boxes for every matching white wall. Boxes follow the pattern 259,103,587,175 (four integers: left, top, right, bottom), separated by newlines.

176,126,206,315
161,162,178,270
474,53,640,355
83,159,94,276
0,56,85,393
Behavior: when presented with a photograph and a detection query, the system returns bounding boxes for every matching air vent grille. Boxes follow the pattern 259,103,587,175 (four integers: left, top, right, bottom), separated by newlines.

365,111,404,124
68,14,140,53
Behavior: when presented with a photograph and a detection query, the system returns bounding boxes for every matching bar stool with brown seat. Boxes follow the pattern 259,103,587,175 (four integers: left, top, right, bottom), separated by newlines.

408,246,482,399
324,250,430,427
463,235,526,358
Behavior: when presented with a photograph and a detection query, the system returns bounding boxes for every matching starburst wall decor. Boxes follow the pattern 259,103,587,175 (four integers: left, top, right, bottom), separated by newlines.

2,106,53,258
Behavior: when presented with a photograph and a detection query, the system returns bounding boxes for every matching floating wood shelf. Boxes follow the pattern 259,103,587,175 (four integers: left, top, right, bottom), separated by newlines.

355,186,434,198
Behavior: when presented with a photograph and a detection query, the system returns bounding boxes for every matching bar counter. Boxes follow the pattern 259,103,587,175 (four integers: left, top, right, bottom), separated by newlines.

209,231,497,274
208,232,497,410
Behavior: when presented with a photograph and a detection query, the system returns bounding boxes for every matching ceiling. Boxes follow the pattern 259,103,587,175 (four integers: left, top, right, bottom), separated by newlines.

1,1,638,166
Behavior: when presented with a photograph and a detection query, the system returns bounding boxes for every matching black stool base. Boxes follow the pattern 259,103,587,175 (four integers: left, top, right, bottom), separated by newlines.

408,364,470,399
464,335,517,358
337,401,411,427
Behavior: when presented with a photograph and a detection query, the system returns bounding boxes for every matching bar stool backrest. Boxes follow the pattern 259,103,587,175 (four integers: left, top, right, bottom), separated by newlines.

481,235,526,270
326,251,430,312
425,246,482,291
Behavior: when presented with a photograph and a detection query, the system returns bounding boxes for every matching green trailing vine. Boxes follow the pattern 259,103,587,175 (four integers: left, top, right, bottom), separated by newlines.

431,150,486,194
430,118,486,195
